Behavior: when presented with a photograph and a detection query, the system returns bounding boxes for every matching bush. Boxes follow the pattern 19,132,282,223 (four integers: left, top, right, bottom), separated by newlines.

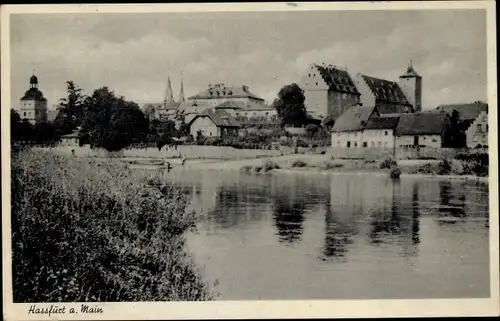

11,150,212,302
254,165,263,172
417,163,436,174
240,165,253,173
263,159,280,172
291,160,307,168
390,166,401,179
437,159,452,175
323,161,343,170
380,157,397,169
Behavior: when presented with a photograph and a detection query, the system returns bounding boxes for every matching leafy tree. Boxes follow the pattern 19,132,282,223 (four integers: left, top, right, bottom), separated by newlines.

79,87,148,151
273,83,308,127
54,81,86,135
445,110,467,148
33,122,57,145
10,109,22,142
178,121,190,137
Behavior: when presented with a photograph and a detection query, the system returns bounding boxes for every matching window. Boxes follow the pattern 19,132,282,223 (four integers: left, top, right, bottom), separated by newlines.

384,131,388,136
477,124,482,132
363,142,367,148
23,112,26,116
316,82,318,86
347,141,351,148
486,124,489,131
423,136,426,140
354,142,358,147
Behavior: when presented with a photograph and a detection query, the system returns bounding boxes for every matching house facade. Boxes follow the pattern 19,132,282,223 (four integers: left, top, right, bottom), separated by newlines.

301,62,420,121
331,105,399,148
58,131,79,147
188,109,239,138
18,74,48,124
394,112,449,148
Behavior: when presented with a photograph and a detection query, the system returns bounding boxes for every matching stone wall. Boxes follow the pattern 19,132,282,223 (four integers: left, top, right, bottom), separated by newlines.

326,147,486,160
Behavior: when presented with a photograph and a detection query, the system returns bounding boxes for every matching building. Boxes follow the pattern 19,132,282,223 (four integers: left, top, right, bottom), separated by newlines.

330,105,399,148
301,62,420,121
466,110,488,148
188,109,240,138
18,73,48,124
187,83,266,108
142,76,184,121
435,101,488,148
58,131,79,147
394,112,450,147
213,99,278,121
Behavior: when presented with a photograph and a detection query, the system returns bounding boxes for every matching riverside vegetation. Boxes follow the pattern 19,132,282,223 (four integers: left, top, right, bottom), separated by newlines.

11,146,213,302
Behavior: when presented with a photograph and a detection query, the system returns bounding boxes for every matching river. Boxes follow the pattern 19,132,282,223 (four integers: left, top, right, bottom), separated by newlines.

163,170,490,300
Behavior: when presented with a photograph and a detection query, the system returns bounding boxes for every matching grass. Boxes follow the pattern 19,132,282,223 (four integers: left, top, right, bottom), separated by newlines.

11,148,213,302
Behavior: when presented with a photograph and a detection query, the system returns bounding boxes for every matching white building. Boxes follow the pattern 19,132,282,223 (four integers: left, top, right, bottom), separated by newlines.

394,112,449,148
18,74,48,124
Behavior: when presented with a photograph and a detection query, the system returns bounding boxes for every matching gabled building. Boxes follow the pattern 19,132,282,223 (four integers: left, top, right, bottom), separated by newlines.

394,112,450,148
330,105,400,148
188,109,240,138
301,62,420,121
435,101,488,148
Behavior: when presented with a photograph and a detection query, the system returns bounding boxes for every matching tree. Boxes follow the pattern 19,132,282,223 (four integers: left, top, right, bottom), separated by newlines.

445,110,467,148
178,121,190,137
79,87,149,151
273,83,308,127
10,109,22,142
54,81,86,135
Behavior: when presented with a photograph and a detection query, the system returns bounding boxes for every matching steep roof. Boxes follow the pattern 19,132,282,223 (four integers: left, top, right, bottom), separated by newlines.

362,75,411,106
435,102,488,121
395,112,448,136
189,109,240,128
331,106,377,132
399,63,421,78
188,84,265,101
314,64,360,95
364,116,400,130
21,88,47,101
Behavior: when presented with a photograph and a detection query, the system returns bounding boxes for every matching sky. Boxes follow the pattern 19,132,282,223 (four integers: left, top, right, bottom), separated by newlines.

10,9,487,110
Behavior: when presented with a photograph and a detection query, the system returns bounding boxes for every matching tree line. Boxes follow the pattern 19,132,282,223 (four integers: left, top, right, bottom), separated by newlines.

11,81,190,151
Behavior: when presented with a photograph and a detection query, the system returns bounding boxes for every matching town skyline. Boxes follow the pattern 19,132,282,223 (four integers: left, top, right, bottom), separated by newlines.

11,9,486,109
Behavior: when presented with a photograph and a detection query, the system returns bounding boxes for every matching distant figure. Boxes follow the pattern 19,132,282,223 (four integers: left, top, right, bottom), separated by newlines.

166,161,172,172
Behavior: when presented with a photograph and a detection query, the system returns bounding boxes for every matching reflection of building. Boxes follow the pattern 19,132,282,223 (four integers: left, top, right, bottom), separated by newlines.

18,73,48,124
301,62,419,120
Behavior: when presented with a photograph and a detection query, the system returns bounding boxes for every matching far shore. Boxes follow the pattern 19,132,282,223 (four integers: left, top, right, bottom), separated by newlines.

113,153,489,182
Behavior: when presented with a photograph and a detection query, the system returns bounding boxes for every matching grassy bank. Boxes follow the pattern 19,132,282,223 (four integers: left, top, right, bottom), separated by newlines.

11,147,213,302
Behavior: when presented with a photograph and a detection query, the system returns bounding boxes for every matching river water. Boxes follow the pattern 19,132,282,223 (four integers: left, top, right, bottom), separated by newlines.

163,170,490,300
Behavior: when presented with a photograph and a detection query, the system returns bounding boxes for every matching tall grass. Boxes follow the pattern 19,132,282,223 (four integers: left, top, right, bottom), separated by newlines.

11,149,213,302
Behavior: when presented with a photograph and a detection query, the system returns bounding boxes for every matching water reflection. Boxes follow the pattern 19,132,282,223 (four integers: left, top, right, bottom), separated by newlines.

323,201,357,259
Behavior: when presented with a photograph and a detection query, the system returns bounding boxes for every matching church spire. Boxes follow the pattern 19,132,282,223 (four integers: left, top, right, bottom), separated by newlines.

178,73,185,103
164,76,174,106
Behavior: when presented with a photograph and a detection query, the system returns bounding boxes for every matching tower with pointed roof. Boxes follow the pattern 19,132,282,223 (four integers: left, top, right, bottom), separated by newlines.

164,76,174,108
178,74,185,103
398,60,422,112
19,72,48,124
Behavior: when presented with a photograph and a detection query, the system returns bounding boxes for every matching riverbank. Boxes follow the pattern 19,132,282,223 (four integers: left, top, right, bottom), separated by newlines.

11,149,213,302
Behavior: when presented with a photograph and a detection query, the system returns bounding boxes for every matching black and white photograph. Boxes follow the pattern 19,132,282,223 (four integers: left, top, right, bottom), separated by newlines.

1,2,498,320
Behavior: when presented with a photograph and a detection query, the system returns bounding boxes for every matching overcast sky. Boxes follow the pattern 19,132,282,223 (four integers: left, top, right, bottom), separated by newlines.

10,9,486,110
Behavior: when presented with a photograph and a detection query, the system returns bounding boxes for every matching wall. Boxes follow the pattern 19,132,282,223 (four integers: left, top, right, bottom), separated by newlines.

18,99,48,124
187,97,264,108
396,135,442,148
466,111,488,147
363,129,395,148
189,116,219,137
398,76,422,112
352,73,376,108
331,131,363,148
302,64,329,118
326,146,475,160
235,109,277,119
327,90,360,121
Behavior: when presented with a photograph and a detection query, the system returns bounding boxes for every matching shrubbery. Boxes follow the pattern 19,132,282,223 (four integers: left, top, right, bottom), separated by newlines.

380,157,397,169
390,166,402,179
11,150,212,302
291,160,307,168
263,159,281,172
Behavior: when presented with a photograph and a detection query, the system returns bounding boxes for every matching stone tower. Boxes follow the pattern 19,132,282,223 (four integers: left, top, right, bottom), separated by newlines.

164,76,174,107
178,74,185,103
19,72,48,124
398,61,422,112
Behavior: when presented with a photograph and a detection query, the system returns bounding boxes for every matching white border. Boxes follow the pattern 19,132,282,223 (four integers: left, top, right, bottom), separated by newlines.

2,2,498,319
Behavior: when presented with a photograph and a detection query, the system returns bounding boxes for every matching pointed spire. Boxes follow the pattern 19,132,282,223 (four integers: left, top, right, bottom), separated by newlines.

178,73,185,103
165,76,174,105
